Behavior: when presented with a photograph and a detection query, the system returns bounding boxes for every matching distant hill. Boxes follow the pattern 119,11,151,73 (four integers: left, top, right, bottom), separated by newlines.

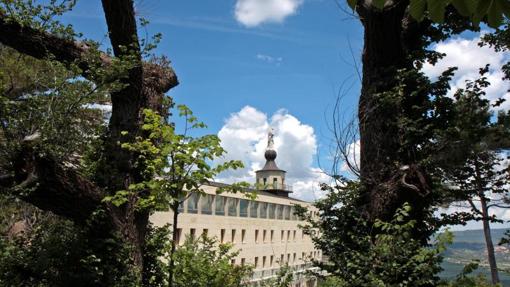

440,228,510,285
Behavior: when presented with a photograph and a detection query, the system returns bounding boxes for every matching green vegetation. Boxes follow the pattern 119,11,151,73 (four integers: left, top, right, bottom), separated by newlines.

0,0,510,286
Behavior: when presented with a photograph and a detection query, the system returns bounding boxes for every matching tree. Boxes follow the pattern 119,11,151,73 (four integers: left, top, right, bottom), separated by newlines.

340,0,509,243
115,107,248,287
347,0,510,28
171,235,253,287
0,0,178,284
296,180,452,286
143,225,253,287
437,68,510,285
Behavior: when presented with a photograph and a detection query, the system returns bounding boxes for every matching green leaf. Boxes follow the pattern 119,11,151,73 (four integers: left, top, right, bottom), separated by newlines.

372,0,386,9
488,0,504,28
450,0,476,16
473,0,491,27
347,0,357,10
409,0,427,21
500,0,510,18
427,0,449,23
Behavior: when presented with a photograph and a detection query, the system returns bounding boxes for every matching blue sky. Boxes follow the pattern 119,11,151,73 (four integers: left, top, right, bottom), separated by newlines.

63,0,363,152
59,0,510,230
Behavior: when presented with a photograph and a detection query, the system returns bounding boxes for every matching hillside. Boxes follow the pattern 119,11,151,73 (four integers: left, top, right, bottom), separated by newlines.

441,229,510,284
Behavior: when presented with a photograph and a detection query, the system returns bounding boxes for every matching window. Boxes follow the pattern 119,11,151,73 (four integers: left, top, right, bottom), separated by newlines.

263,177,267,186
259,202,267,218
255,230,259,243
263,230,267,243
239,199,249,217
281,230,285,242
202,229,208,237
215,196,225,216
200,194,213,215
255,257,259,268
280,254,284,265
293,253,296,263
190,228,196,239
290,206,296,220
231,229,236,243
231,259,235,265
227,198,238,216
187,193,199,214
249,201,258,218
270,255,274,267
293,230,296,241
284,205,291,220
287,230,291,242
268,203,275,219
241,258,245,266
273,177,278,188
270,230,274,242
262,256,266,268
241,229,246,243
178,201,184,213
287,254,290,263
220,229,226,243
276,205,283,219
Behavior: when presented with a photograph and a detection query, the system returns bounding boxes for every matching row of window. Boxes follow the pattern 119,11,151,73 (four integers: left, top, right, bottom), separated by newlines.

175,228,307,245
235,251,322,269
180,194,303,220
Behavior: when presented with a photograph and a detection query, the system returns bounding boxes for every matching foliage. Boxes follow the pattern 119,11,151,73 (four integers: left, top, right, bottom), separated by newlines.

318,276,348,287
0,195,137,287
103,106,250,211
0,45,108,168
437,66,510,218
260,263,294,287
171,235,253,287
439,261,499,287
346,0,509,28
296,180,451,287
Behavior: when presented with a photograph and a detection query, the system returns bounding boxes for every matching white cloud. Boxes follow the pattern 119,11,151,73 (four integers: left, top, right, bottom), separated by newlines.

216,105,329,201
256,53,283,65
422,35,510,110
234,0,303,27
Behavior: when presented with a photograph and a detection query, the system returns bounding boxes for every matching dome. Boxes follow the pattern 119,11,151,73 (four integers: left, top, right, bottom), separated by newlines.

264,149,277,161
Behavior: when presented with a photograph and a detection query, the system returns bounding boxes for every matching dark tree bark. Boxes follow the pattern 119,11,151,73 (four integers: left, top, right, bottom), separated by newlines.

168,202,180,287
355,0,434,238
0,0,178,282
479,195,500,285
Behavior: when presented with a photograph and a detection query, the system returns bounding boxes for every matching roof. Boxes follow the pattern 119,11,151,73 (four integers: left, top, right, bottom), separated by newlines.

206,180,310,203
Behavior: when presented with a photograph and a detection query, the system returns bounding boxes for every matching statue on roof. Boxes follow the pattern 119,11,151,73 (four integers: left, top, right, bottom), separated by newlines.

267,128,275,150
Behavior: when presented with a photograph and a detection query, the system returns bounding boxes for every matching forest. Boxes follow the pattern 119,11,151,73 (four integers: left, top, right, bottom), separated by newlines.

1,0,510,286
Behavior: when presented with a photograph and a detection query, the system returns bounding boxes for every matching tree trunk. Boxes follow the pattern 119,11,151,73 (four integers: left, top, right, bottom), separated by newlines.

356,0,432,234
168,202,180,287
0,0,178,283
480,195,500,285
474,160,500,285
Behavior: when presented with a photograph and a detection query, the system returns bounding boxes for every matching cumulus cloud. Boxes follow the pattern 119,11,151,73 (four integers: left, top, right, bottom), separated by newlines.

216,106,329,201
422,35,510,110
234,0,303,27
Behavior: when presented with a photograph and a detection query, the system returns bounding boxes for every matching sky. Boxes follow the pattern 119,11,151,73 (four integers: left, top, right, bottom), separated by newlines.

60,0,510,230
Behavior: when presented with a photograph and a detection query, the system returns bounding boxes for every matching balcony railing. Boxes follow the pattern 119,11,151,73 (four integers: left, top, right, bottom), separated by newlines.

257,182,293,191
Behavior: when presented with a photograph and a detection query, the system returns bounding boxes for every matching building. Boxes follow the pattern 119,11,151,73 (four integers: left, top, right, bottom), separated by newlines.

150,130,321,286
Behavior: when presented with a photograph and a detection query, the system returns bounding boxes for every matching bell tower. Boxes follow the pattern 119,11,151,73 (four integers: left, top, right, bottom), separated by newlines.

255,128,292,197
